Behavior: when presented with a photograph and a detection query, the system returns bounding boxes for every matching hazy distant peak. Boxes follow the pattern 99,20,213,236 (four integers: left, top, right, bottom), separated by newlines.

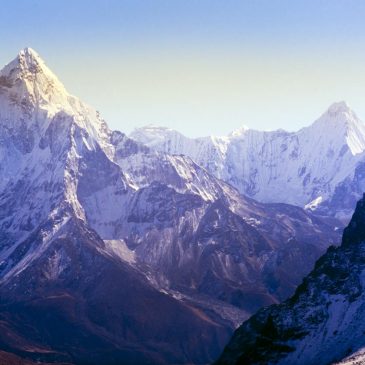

326,101,352,116
228,125,250,137
311,101,361,129
130,124,187,147
310,101,361,129
144,123,168,128
140,124,175,132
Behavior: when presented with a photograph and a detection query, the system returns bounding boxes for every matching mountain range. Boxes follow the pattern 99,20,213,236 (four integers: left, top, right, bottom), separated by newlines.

131,103,365,222
0,48,362,364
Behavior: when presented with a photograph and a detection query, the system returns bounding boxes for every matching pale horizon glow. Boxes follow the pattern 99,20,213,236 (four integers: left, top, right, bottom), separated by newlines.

1,1,365,137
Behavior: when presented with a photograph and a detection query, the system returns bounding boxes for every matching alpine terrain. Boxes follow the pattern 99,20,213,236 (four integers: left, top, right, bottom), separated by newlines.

0,48,342,364
131,103,365,222
216,193,365,365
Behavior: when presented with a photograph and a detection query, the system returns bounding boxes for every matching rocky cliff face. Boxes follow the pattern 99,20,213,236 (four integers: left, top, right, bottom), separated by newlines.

0,48,232,364
0,48,342,364
216,193,365,365
130,102,365,222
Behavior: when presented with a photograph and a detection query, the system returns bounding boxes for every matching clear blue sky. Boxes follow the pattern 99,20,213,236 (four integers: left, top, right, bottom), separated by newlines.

2,0,365,136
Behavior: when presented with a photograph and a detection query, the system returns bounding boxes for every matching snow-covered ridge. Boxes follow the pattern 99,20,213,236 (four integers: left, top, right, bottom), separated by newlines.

334,349,365,365
0,47,111,156
0,48,346,364
0,48,341,315
130,101,365,220
0,47,69,114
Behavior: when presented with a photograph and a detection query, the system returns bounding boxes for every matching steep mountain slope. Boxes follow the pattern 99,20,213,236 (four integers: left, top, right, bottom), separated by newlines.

0,217,231,365
82,128,342,317
216,193,365,365
0,48,230,364
334,350,365,365
0,351,71,365
130,103,365,221
0,48,342,364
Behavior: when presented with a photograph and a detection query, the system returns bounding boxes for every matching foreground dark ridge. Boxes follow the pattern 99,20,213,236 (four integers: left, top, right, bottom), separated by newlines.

216,193,365,365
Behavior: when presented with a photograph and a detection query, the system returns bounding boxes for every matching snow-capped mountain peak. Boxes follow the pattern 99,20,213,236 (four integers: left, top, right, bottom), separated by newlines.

313,101,361,133
228,125,250,138
326,100,352,117
0,48,112,155
0,47,68,104
3,47,45,75
309,101,365,156
15,47,50,74
130,123,179,147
